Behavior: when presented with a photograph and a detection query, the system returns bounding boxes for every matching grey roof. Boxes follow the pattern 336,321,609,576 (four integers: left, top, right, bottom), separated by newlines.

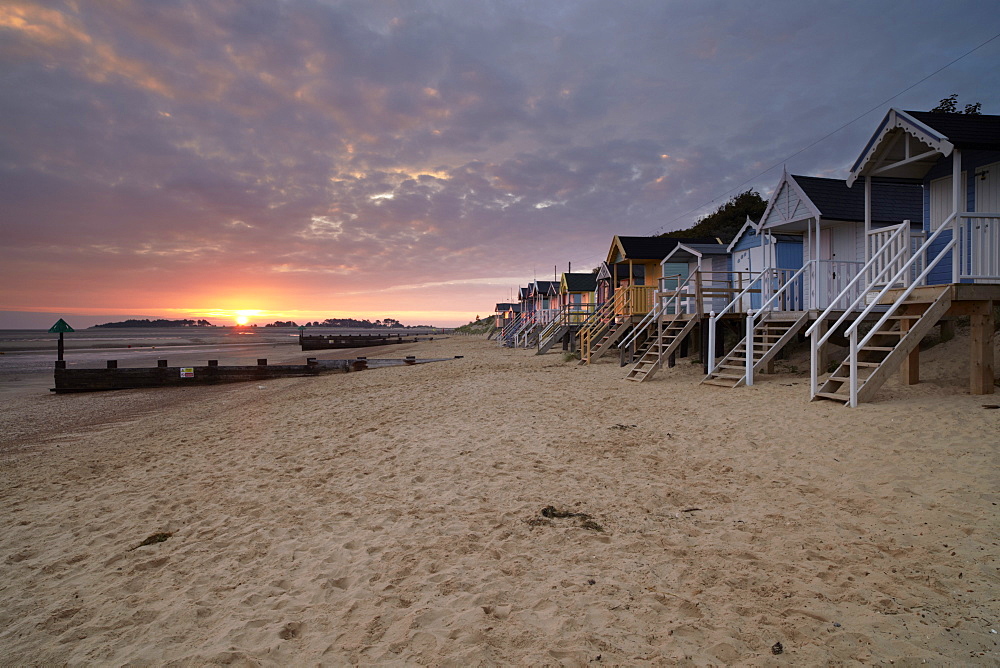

563,272,597,292
534,280,558,294
615,235,720,261
905,111,1000,151
793,175,922,224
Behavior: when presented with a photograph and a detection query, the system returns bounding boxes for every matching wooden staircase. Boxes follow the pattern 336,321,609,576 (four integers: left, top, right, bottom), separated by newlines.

537,323,569,354
624,315,699,382
813,287,952,404
583,319,634,364
702,313,808,388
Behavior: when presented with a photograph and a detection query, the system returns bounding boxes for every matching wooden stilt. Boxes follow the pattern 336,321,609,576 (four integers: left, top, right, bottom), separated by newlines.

814,317,829,372
900,315,919,385
940,318,956,343
970,301,995,395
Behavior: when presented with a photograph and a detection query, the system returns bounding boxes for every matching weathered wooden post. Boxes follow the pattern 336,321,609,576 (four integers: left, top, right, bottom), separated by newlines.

49,319,74,364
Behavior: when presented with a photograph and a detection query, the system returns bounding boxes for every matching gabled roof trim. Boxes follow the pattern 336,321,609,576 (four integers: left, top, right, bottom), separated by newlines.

758,171,823,230
662,242,727,264
726,216,761,253
847,108,954,186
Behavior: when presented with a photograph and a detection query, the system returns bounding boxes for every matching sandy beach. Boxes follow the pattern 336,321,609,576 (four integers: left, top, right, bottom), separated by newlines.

1,331,998,665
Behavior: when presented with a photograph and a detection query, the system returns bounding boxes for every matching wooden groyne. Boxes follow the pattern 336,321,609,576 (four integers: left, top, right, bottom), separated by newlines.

300,333,430,350
51,356,461,393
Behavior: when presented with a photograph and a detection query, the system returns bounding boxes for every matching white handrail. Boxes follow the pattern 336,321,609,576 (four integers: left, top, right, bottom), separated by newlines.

845,215,955,340
807,213,956,400
706,267,768,375
739,262,812,384
619,293,662,350
844,237,955,406
804,222,911,342
620,271,694,349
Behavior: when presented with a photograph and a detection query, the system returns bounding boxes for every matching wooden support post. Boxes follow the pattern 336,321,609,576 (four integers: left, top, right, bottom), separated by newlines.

814,318,829,373
940,318,956,343
694,271,703,317
970,301,995,395
900,315,919,385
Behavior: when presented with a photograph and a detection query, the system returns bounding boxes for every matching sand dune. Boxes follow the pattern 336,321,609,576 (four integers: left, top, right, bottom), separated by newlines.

1,332,997,664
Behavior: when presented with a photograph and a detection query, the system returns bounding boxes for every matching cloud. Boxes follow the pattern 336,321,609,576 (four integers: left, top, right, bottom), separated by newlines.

1,0,999,325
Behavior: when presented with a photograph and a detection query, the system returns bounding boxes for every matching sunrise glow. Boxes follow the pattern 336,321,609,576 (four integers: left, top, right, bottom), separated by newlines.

0,1,995,332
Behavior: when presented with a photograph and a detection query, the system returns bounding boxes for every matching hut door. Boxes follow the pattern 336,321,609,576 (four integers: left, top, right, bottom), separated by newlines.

974,162,999,283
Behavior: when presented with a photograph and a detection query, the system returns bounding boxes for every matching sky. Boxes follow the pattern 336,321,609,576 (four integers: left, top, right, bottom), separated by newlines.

2,1,999,328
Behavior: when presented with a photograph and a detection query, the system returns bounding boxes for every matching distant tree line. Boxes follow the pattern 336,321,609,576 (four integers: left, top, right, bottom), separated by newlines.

264,317,431,328
930,94,981,115
665,189,768,245
91,318,215,328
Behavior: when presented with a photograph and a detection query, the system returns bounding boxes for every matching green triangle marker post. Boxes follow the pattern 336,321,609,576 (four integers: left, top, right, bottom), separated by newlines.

48,319,75,362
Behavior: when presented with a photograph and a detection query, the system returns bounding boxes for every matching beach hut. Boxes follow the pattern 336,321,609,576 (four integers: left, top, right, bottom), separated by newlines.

578,235,717,364
728,217,804,309
494,302,522,346
496,287,532,347
515,280,560,347
536,272,598,354
809,108,1000,405
691,171,923,389
623,239,776,381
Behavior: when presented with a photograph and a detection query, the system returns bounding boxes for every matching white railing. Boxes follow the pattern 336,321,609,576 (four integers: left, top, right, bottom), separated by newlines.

533,308,559,326
705,266,808,377
535,307,567,346
742,264,811,386
958,213,1000,281
806,223,910,364
498,312,524,345
620,272,693,350
807,214,954,404
814,260,865,311
764,267,809,312
706,268,767,375
867,221,925,288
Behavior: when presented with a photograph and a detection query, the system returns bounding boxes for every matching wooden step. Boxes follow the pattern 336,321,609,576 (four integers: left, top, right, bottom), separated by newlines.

702,378,740,387
813,391,849,402
848,361,881,368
